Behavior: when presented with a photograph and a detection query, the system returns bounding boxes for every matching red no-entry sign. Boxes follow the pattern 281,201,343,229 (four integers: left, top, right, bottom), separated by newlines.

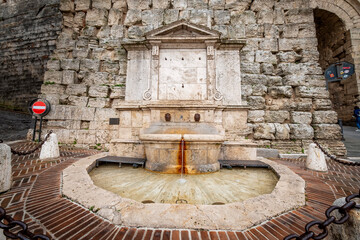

29,99,51,117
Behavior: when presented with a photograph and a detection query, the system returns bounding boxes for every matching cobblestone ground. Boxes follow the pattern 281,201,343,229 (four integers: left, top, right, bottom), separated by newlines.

0,141,359,240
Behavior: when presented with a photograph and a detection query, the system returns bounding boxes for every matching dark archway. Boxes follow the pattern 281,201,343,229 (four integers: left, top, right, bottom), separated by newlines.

314,9,358,123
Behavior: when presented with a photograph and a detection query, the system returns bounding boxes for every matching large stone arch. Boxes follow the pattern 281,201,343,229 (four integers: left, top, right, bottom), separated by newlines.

310,0,360,121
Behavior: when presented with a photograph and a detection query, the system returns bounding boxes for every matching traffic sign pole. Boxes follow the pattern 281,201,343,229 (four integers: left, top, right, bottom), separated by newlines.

29,99,51,142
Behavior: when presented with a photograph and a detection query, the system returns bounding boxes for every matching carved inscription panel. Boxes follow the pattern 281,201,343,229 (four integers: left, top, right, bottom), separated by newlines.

158,49,207,100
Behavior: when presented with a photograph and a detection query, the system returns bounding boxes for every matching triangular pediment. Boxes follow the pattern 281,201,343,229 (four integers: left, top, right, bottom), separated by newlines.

146,20,220,40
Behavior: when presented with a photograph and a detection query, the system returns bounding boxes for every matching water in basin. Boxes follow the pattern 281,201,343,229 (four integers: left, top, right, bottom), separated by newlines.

89,165,278,205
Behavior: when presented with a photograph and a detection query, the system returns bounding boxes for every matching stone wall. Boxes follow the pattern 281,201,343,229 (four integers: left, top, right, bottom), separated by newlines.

314,9,358,123
39,0,346,155
0,0,62,110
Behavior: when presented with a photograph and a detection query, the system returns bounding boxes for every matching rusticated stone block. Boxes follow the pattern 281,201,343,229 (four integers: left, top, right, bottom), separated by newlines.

248,110,265,123
254,123,276,140
89,86,109,98
47,60,61,71
313,99,332,110
265,111,290,123
108,9,122,26
127,0,151,10
66,84,87,96
87,98,110,108
242,74,268,85
62,71,77,85
41,84,66,95
80,59,100,72
247,96,265,109
61,59,80,71
124,10,142,26
313,124,342,140
274,123,290,140
113,0,127,10
86,8,108,27
283,74,305,87
75,0,90,11
268,86,293,98
164,9,179,24
44,71,63,84
289,124,314,139
313,111,338,124
84,72,109,85
291,112,312,124
92,0,111,10
60,0,74,12
295,86,329,98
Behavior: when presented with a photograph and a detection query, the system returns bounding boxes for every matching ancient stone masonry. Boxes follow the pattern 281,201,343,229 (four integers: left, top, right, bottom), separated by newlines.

314,9,357,123
32,0,360,156
0,0,62,110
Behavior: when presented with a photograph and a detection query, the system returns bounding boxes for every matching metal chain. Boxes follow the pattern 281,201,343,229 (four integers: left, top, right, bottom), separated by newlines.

314,141,360,166
9,130,53,156
0,207,50,240
284,189,360,240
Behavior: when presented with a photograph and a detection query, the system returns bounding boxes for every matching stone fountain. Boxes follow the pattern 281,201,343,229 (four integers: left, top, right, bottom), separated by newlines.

109,20,257,171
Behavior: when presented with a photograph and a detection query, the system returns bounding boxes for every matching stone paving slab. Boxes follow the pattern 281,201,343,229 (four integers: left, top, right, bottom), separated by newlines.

0,141,359,239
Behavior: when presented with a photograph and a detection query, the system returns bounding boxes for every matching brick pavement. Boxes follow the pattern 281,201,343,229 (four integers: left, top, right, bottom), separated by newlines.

1,141,359,240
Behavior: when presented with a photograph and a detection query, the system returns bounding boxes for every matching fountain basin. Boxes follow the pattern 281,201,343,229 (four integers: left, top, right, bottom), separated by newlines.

62,153,306,230
139,123,225,174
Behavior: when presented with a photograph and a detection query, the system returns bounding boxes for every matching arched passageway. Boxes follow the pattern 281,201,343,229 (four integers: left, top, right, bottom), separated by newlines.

314,9,358,123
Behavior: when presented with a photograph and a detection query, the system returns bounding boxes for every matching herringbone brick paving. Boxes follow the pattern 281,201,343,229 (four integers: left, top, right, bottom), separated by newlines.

1,141,359,239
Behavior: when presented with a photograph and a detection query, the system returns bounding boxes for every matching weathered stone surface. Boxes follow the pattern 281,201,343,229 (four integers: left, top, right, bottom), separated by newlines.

152,0,171,9
289,124,314,139
108,9,122,26
242,74,267,85
214,10,230,25
113,0,127,10
80,59,100,72
142,10,164,27
41,84,66,95
248,110,265,123
87,98,110,108
274,123,290,140
254,123,275,140
313,99,332,110
283,74,305,87
0,144,12,192
328,198,360,240
247,96,265,109
295,86,329,98
92,0,112,10
127,0,151,10
89,86,109,98
75,0,90,11
84,72,109,85
291,112,312,124
255,51,277,64
44,71,63,84
47,60,61,71
313,124,342,140
164,9,179,24
265,111,290,123
86,9,108,27
268,86,293,98
68,96,89,107
40,133,60,160
313,111,338,124
61,59,80,71
66,84,87,96
267,76,283,86
306,143,327,172
60,0,74,12
62,71,77,85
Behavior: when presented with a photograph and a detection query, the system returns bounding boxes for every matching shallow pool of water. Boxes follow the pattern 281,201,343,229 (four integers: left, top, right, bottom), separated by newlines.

89,165,278,205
